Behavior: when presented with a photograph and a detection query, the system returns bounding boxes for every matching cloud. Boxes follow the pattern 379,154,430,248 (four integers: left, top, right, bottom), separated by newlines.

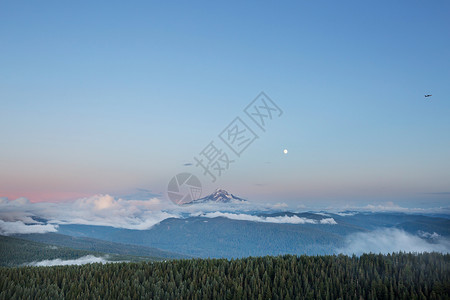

1,193,293,231
418,231,441,239
0,195,178,230
326,202,448,214
0,220,58,235
315,212,331,217
272,202,288,209
27,255,108,266
363,202,405,212
337,228,450,256
319,218,338,224
335,212,357,217
179,199,272,215
0,194,329,231
55,195,178,229
201,212,337,225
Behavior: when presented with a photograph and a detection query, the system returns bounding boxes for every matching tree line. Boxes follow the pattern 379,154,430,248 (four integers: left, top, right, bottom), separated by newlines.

1,252,449,299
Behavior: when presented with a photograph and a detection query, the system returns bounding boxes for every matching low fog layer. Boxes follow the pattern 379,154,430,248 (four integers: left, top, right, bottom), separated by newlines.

0,220,58,235
338,228,450,255
0,195,332,233
27,255,108,267
201,212,337,224
0,195,178,232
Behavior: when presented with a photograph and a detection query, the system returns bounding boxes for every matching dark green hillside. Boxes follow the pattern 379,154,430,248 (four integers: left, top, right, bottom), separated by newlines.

1,253,449,299
15,232,188,260
57,217,356,258
54,212,450,258
0,235,100,267
0,235,179,267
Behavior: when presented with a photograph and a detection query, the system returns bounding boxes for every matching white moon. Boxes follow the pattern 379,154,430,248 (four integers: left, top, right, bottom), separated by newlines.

283,149,288,154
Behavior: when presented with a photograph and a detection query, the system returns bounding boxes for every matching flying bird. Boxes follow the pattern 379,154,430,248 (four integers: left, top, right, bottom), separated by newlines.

425,94,432,97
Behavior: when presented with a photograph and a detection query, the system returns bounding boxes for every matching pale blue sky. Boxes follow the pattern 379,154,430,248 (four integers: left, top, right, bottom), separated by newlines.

1,1,449,207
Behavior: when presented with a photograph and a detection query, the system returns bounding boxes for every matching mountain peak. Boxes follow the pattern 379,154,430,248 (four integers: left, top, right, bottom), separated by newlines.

183,189,246,205
212,188,232,197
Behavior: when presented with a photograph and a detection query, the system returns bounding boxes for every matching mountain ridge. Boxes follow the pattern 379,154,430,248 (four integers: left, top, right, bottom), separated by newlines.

184,188,246,205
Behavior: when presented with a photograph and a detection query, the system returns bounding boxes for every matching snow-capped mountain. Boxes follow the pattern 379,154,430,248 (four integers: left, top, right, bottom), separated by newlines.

184,189,246,205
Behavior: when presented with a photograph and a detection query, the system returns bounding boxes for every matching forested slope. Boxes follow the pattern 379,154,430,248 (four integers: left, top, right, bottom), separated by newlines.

0,235,101,267
1,253,449,299
0,236,169,267
15,233,188,260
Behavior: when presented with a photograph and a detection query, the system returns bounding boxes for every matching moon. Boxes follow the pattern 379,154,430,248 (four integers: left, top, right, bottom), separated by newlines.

283,149,288,154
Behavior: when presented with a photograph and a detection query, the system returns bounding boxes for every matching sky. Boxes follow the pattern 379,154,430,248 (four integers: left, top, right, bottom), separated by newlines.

1,1,449,208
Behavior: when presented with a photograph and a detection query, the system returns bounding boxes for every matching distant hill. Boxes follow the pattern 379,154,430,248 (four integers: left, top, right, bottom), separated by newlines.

1,232,190,267
14,232,188,260
184,188,246,205
54,213,361,258
0,235,103,267
52,212,450,258
7,212,448,262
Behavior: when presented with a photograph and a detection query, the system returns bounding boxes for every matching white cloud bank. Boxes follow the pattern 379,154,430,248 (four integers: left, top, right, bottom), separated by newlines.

335,212,357,217
418,231,441,239
338,228,450,255
0,220,58,235
328,202,449,215
0,195,179,230
201,212,337,225
0,194,306,231
27,255,108,266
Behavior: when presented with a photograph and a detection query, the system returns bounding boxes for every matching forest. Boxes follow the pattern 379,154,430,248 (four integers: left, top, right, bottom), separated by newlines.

0,235,156,267
1,252,449,300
